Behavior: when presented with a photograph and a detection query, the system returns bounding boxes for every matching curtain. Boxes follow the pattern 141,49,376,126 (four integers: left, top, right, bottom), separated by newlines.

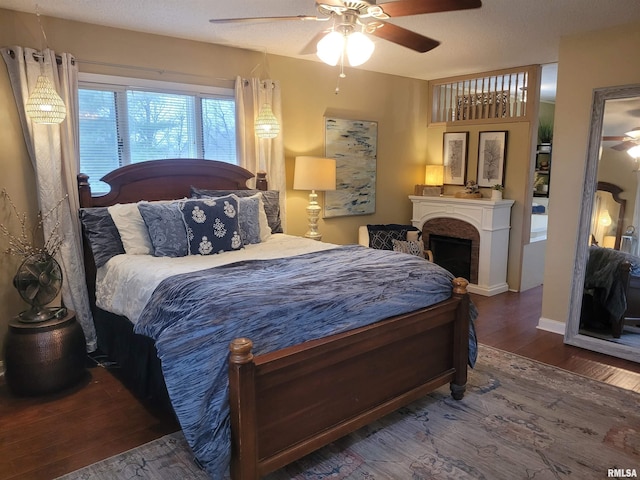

235,76,287,230
2,46,96,352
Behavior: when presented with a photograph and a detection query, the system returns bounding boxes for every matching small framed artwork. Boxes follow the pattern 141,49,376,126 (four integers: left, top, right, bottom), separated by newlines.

442,132,468,185
477,130,507,187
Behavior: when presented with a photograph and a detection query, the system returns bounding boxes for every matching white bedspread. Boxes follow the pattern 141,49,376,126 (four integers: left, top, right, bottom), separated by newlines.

95,234,338,324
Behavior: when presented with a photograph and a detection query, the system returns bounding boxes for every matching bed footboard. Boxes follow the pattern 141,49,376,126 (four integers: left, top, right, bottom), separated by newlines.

228,277,470,480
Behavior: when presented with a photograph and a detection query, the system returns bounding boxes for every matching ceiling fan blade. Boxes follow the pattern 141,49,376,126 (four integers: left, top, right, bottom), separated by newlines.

209,15,322,24
612,140,638,151
371,21,440,53
300,30,331,55
602,136,627,141
379,0,482,17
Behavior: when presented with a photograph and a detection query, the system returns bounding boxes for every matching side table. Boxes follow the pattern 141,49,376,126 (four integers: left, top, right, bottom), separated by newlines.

4,309,86,396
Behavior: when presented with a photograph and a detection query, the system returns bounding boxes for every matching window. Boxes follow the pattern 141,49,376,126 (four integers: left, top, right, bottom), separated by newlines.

78,74,236,194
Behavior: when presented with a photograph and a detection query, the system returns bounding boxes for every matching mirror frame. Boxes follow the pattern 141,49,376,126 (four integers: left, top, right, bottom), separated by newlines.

565,83,640,363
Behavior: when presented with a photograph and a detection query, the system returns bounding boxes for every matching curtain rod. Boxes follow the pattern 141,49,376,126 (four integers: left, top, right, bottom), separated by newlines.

76,58,235,86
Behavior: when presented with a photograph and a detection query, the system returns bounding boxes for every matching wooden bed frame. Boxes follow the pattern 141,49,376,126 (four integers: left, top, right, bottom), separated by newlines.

77,158,470,480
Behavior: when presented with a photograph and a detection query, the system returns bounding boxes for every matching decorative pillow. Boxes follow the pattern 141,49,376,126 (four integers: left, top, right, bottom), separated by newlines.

190,187,282,234
181,197,243,255
236,194,262,245
367,224,420,250
108,203,154,255
79,207,125,267
392,239,426,258
138,202,188,257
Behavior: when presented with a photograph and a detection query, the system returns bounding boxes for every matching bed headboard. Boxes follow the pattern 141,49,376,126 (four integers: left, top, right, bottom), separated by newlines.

78,158,264,208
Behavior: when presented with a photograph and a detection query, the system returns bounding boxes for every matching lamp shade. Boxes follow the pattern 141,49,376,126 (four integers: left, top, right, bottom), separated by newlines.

316,31,344,66
293,156,336,191
627,144,640,159
25,75,67,124
254,103,280,139
346,32,375,67
424,165,444,186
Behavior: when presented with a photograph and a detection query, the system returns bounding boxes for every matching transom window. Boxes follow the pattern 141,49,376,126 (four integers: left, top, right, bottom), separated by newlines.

78,74,236,194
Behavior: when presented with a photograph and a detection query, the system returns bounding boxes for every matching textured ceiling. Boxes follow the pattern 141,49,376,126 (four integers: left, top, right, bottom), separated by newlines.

2,0,640,95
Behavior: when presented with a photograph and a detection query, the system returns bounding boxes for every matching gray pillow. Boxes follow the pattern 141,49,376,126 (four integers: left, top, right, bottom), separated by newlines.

137,202,188,257
190,187,283,233
236,195,261,245
79,207,125,267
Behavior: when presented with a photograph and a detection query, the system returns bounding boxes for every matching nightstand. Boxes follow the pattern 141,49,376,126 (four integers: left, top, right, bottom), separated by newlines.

4,309,86,396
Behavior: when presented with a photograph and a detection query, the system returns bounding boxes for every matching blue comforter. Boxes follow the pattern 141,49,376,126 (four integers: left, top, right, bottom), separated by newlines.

134,245,475,478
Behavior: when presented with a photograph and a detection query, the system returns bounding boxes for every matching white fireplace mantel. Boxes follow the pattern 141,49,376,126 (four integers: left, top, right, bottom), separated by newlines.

410,195,515,296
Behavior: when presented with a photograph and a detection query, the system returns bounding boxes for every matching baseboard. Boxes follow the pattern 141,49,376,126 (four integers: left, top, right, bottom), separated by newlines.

536,317,566,335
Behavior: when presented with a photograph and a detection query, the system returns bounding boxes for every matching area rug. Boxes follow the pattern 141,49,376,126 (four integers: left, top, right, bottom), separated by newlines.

57,345,640,480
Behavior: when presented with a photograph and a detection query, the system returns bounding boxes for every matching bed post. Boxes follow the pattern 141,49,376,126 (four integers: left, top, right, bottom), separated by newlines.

450,277,469,400
78,173,93,208
255,171,268,191
229,338,258,480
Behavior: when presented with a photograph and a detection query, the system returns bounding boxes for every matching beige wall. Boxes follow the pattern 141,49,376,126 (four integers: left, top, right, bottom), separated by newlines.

542,20,640,325
0,9,428,354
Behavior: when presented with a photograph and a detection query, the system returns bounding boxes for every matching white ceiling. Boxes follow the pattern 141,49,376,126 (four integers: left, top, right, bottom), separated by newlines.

2,0,640,101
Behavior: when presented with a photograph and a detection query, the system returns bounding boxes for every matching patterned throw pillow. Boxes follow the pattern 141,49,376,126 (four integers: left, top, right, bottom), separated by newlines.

138,202,188,257
392,239,426,258
190,187,283,234
181,197,243,255
367,224,420,250
236,195,262,245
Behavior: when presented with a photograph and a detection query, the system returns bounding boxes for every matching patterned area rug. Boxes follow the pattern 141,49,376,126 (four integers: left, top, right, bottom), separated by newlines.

57,345,639,480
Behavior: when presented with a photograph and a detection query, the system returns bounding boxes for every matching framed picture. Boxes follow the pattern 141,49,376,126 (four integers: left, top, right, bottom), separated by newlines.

324,117,378,217
442,132,468,185
477,131,508,187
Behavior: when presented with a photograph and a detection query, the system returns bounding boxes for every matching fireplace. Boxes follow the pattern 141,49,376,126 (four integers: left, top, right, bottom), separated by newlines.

429,234,472,282
410,195,514,296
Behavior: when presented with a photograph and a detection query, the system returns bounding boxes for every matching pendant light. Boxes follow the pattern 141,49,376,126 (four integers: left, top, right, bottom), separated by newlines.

254,102,280,139
26,74,67,124
26,7,67,125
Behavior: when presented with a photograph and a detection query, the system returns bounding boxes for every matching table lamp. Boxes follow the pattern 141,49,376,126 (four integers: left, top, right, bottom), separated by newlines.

293,156,336,240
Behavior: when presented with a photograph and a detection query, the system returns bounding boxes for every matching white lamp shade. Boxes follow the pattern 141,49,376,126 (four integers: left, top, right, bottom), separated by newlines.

293,156,336,191
424,165,444,185
346,32,375,66
627,144,640,159
25,75,67,124
254,103,280,139
317,31,344,66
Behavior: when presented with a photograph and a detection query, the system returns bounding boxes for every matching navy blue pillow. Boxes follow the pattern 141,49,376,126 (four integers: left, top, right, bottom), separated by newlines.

190,187,283,234
181,197,242,255
79,207,125,267
367,224,420,250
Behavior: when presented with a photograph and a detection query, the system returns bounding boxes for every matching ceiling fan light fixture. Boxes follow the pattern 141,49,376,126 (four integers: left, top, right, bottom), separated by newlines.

627,144,640,159
346,31,374,66
317,30,344,66
625,127,640,140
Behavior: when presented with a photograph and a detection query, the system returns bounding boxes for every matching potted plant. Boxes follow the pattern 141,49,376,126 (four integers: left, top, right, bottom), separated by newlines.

538,120,553,152
491,184,504,200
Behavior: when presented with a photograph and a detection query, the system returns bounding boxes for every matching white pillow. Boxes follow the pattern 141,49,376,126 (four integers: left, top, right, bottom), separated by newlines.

254,193,272,242
108,203,154,255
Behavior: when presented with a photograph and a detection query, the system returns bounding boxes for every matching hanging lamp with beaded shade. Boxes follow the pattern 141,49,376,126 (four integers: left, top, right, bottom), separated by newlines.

254,103,280,139
25,74,67,125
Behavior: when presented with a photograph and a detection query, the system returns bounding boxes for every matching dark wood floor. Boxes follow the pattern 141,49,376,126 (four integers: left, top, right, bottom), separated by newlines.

2,286,640,480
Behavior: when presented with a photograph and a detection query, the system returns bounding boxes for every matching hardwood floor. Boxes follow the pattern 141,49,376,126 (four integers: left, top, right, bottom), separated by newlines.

1,286,640,480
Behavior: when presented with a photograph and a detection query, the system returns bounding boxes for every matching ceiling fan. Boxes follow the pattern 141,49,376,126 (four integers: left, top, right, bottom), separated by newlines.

603,127,640,152
209,0,482,60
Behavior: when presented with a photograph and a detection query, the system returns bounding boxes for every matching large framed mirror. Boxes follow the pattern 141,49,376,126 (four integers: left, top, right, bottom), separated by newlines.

566,84,640,363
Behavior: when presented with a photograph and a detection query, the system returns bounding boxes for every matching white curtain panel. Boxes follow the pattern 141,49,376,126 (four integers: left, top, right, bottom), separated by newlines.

1,46,96,352
235,76,287,230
